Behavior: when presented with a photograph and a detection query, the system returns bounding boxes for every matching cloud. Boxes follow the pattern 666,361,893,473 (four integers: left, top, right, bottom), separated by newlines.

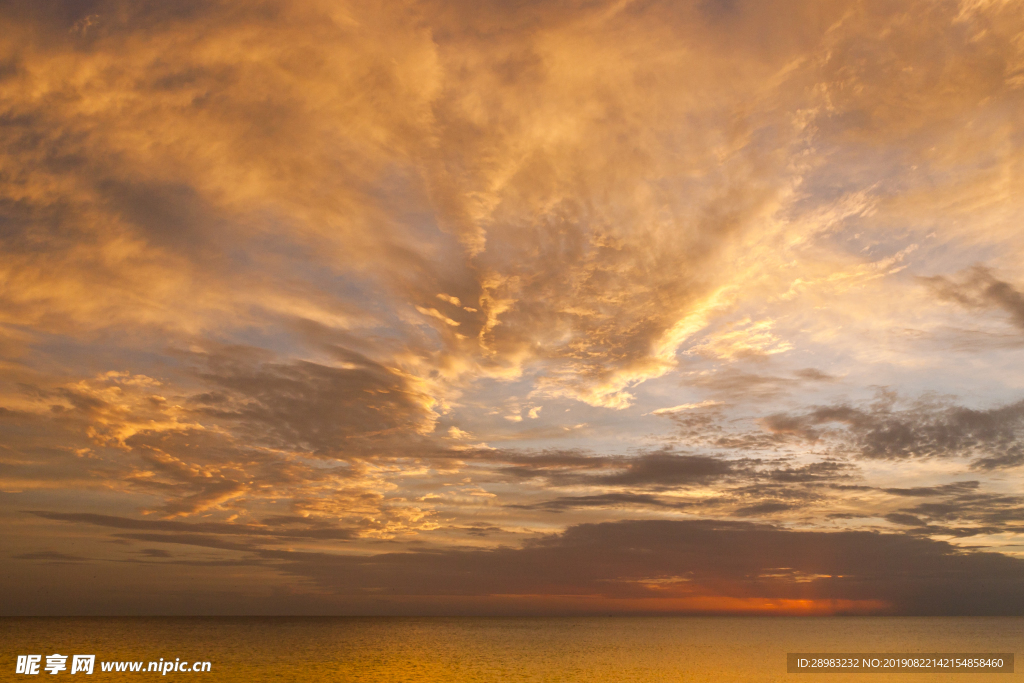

733,501,795,516
25,516,1024,618
12,551,90,562
883,481,981,497
497,449,746,489
495,450,858,519
681,367,837,401
112,533,263,553
686,319,794,360
511,492,695,513
648,400,723,415
0,0,808,412
2,0,1024,615
2,0,1022,414
766,461,853,483
596,452,739,487
923,266,1024,331
0,362,440,527
187,345,440,452
895,490,1024,529
884,513,927,527
19,513,1024,614
254,519,1024,615
27,511,358,541
760,395,1024,467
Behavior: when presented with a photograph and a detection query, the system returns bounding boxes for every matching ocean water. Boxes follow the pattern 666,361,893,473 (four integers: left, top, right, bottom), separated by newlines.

2,616,1020,682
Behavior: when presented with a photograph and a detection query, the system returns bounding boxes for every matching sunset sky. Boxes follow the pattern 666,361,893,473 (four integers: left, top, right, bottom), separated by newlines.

3,0,1024,615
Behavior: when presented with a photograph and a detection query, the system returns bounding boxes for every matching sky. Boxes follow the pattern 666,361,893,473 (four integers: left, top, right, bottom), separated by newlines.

2,0,1024,616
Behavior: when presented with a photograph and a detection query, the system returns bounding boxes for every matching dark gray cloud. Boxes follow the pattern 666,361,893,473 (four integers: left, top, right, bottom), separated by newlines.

35,512,1023,615
40,514,1016,615
495,449,750,489
732,501,795,516
596,451,737,486
684,367,837,400
460,525,504,537
884,512,926,527
883,481,980,497
871,481,1024,537
923,266,1024,331
186,346,437,455
111,533,262,553
723,481,823,518
12,551,90,562
665,408,793,452
252,519,1024,615
766,460,852,483
760,396,1024,467
506,458,852,515
510,492,694,512
899,491,1024,527
490,448,856,518
878,513,1003,538
28,511,357,541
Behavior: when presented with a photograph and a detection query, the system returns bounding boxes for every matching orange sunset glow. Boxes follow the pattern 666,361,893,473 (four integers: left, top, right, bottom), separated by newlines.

2,0,1024,617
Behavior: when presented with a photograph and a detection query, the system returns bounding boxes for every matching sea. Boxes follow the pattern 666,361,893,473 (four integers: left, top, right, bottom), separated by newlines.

2,616,1021,682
